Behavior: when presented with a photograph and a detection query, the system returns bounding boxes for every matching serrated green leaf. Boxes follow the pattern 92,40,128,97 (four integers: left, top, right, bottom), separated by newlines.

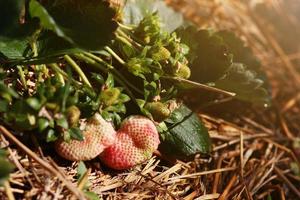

217,31,261,71
214,63,271,106
176,26,233,83
0,37,29,60
160,104,211,158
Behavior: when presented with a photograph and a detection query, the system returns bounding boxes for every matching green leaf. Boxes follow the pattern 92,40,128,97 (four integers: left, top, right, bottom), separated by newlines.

176,26,233,83
29,0,118,50
0,81,19,103
214,63,271,106
124,0,184,32
0,37,29,60
216,31,271,99
26,97,41,110
69,127,84,141
84,191,100,200
160,104,211,158
30,0,69,40
0,149,14,185
5,100,36,130
56,116,68,129
38,118,49,132
46,129,57,142
216,31,261,71
35,31,82,59
77,161,87,180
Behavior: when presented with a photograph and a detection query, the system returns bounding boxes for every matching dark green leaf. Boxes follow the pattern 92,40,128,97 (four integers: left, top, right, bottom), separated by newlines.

30,0,118,50
0,0,24,35
0,100,8,112
214,63,271,106
0,157,14,185
217,31,261,70
160,104,211,158
176,26,233,83
216,31,271,101
38,118,49,132
0,37,29,60
35,31,82,59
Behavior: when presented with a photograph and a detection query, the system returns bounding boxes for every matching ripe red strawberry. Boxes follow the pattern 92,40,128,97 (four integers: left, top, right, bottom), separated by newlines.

55,114,116,161
100,115,160,170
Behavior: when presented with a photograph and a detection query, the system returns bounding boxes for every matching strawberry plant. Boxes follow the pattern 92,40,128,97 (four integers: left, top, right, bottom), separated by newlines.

0,0,270,172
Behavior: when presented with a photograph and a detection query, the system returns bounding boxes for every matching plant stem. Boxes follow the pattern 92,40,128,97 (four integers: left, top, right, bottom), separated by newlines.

74,53,139,104
64,55,92,88
104,46,126,65
17,65,27,90
117,22,134,30
117,29,142,49
48,63,81,88
83,52,143,95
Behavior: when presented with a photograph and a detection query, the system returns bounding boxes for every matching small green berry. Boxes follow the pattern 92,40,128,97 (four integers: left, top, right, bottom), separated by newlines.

66,105,81,127
100,88,121,106
175,63,191,79
145,102,170,122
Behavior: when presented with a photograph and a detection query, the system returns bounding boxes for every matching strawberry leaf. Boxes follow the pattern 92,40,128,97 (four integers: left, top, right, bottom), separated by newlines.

29,0,118,50
214,63,271,106
160,104,211,158
176,26,233,83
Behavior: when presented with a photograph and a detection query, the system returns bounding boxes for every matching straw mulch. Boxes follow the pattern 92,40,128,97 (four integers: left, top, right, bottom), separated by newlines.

1,0,300,199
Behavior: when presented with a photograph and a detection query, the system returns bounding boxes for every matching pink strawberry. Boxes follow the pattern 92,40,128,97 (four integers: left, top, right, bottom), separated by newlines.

100,115,160,170
55,114,116,161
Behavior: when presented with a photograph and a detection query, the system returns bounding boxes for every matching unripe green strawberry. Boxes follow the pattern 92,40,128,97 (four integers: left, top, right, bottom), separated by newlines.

151,46,171,61
100,115,160,170
175,63,191,79
66,105,81,127
55,114,116,161
144,102,170,122
100,88,120,106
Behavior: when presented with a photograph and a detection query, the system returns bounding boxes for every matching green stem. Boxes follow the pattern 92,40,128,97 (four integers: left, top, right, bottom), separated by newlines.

104,46,126,65
74,53,139,104
116,34,134,48
83,52,143,95
48,63,65,85
117,29,142,49
117,22,134,30
17,65,27,90
48,63,81,88
64,55,92,88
